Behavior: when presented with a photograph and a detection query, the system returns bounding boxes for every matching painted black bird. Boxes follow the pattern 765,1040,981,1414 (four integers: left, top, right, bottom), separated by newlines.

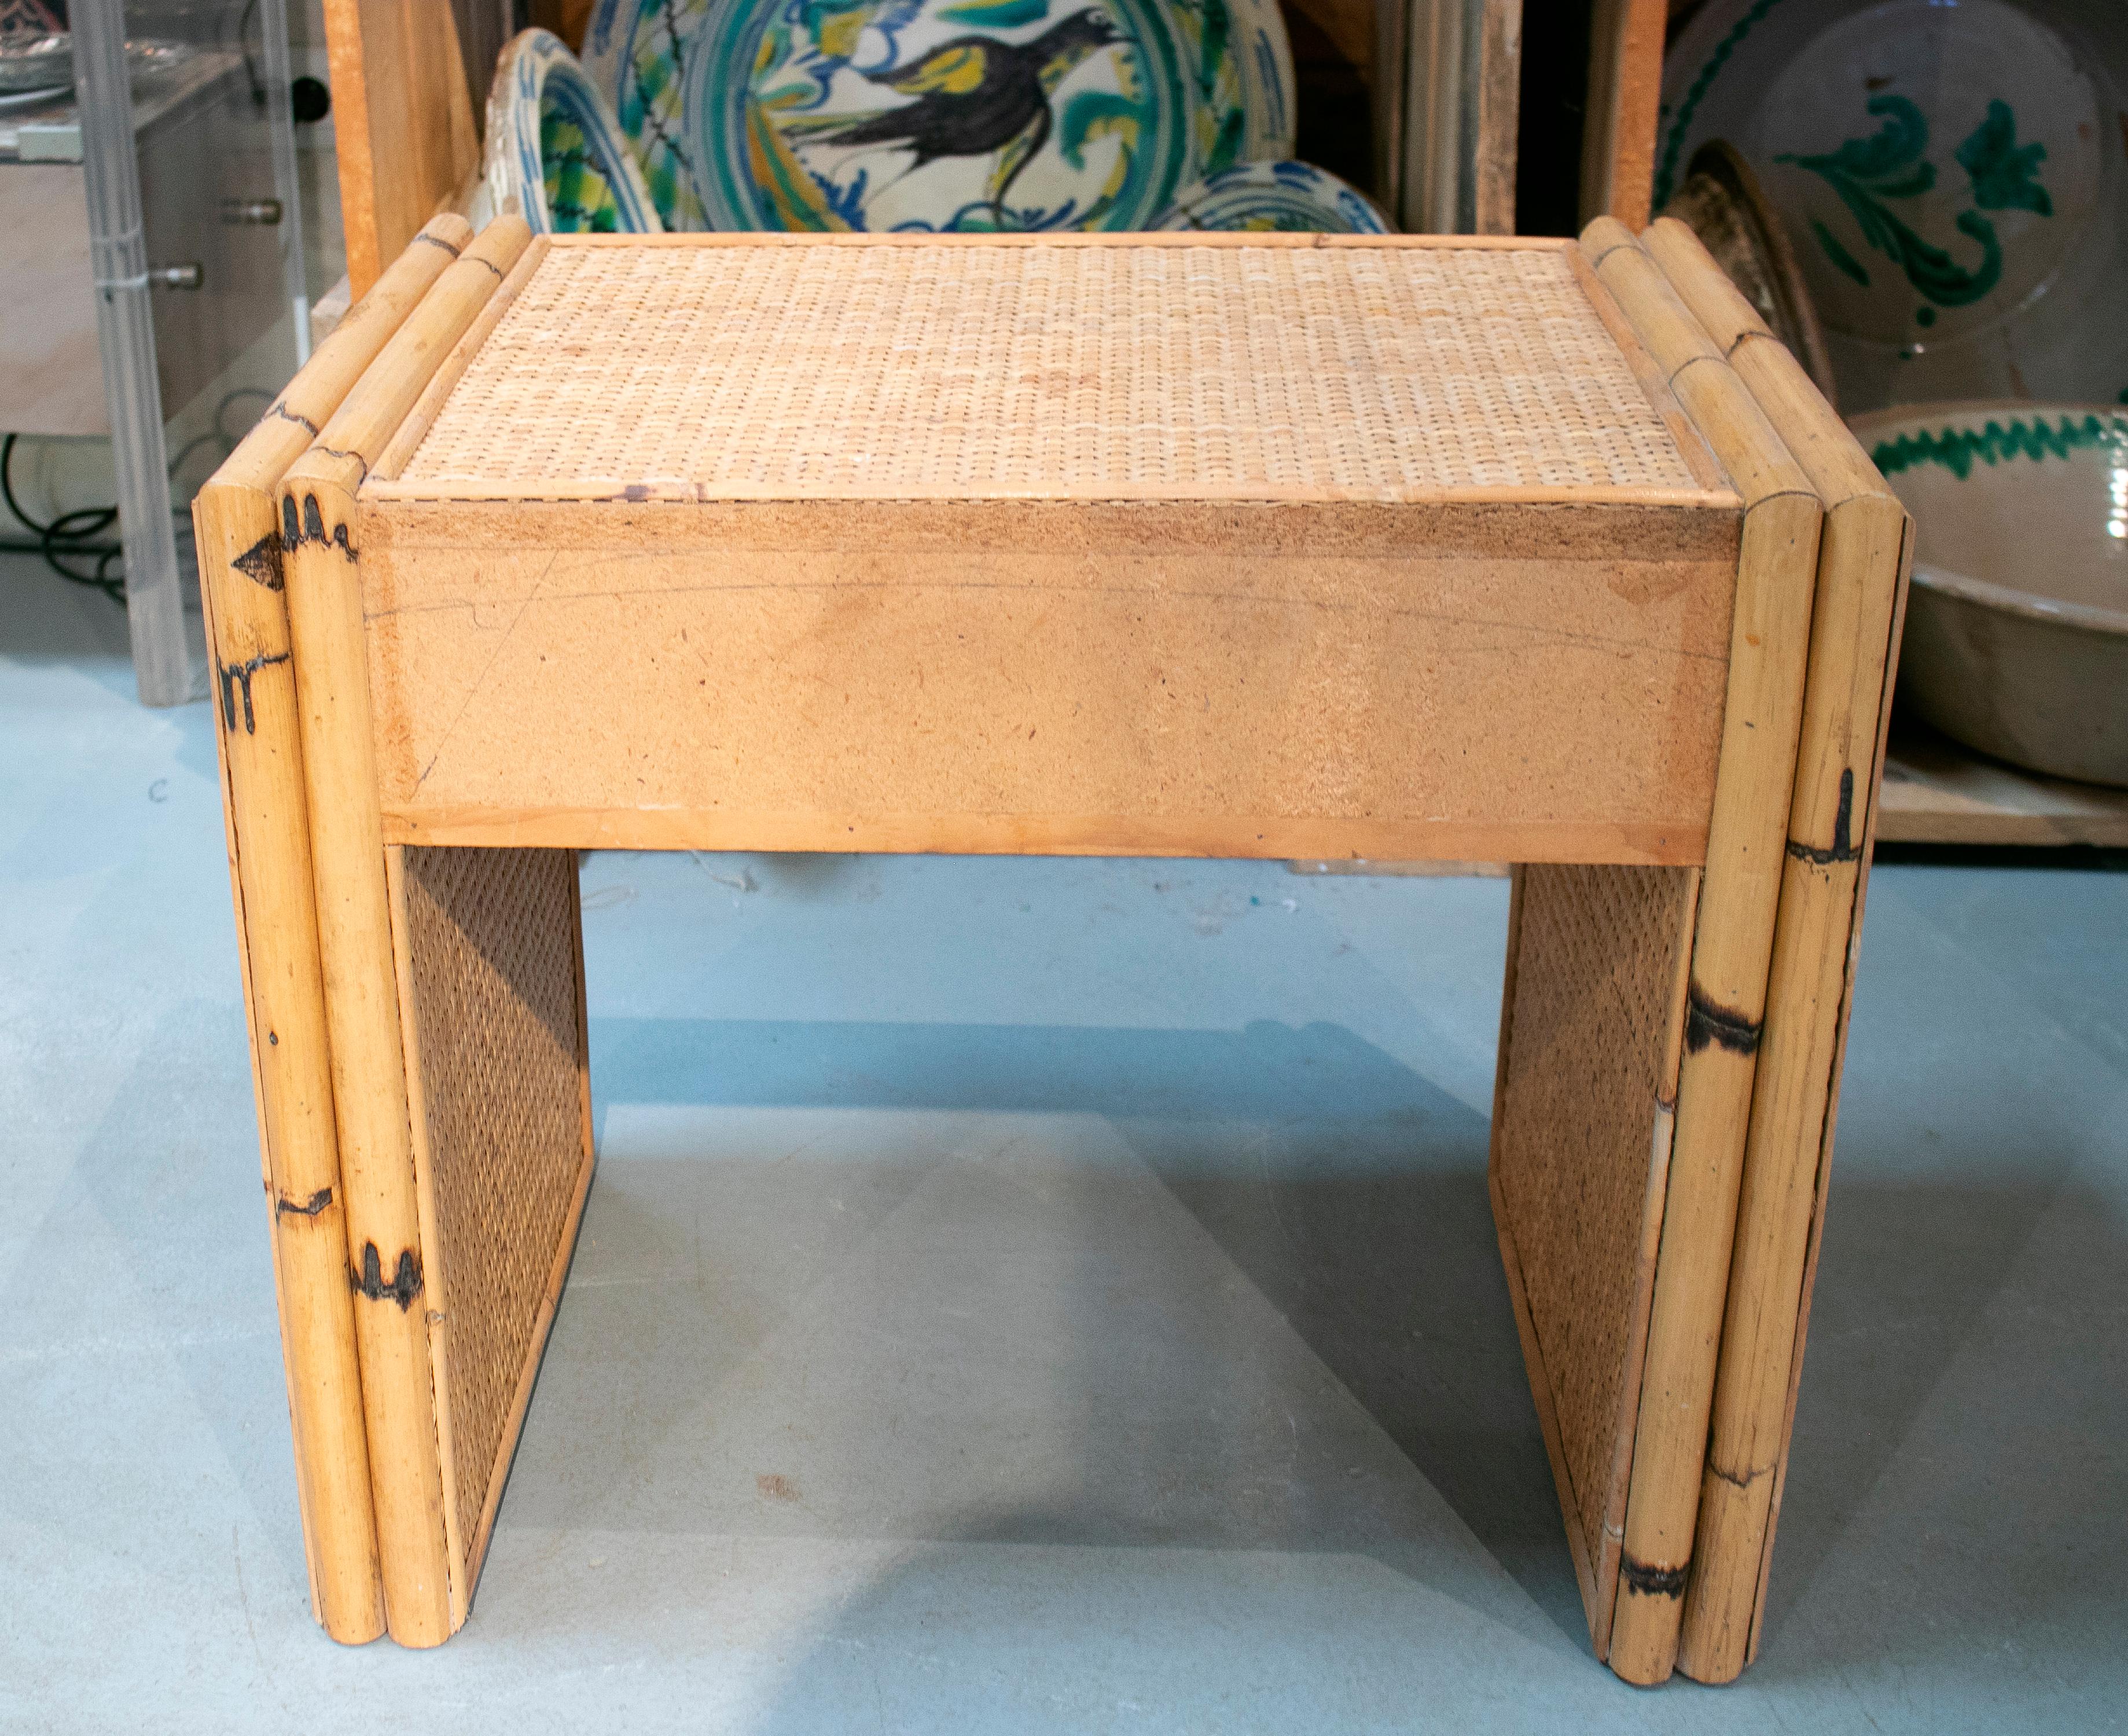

802,9,1124,219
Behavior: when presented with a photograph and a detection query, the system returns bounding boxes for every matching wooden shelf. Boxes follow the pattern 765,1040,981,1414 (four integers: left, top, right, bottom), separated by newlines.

1875,719,2128,849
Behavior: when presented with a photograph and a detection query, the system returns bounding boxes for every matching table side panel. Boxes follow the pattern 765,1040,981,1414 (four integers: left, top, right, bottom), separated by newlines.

358,498,1739,863
390,844,590,1616
1492,860,1700,1645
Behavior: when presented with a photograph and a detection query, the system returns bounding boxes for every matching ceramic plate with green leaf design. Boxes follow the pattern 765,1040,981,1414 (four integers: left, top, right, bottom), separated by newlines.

1659,0,2128,411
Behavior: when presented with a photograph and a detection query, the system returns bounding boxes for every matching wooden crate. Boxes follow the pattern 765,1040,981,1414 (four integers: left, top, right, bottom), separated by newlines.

197,218,1905,1682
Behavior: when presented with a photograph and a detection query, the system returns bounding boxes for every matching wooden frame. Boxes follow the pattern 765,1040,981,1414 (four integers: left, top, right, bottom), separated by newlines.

322,0,481,298
1581,0,1667,227
1374,0,1524,233
199,220,1904,1679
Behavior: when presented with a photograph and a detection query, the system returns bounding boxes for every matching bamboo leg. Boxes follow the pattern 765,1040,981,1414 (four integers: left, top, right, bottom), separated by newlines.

192,212,471,1643
1641,216,1912,1683
1581,217,1822,1686
278,216,532,1646
282,465,453,1645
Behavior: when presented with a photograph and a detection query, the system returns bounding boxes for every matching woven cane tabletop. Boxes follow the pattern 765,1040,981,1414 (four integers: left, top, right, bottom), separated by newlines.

392,238,1710,503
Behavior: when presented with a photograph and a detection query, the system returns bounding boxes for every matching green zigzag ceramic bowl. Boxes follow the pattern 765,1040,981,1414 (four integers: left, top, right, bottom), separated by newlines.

1854,400,2128,787
1660,0,2128,411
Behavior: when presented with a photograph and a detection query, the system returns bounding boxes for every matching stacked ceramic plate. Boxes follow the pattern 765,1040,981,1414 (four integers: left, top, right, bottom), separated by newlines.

1659,0,2128,412
1658,0,2128,787
490,0,1386,234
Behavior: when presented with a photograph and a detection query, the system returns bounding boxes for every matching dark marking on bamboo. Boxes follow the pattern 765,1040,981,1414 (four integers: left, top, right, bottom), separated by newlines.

1741,486,1824,517
1685,984,1761,1056
269,401,319,436
284,492,356,559
231,531,283,590
1667,352,1728,392
471,253,505,279
315,446,370,484
1620,1555,1689,1598
218,649,292,734
352,1243,423,1310
277,1186,334,1218
1726,328,1785,362
1787,768,1861,866
1707,1458,1771,1491
414,231,464,258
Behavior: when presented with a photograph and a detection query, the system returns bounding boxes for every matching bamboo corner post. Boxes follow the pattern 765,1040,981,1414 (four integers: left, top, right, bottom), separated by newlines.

280,215,534,1646
1581,213,1822,1685
203,219,1892,1680
194,211,473,1645
1641,214,1912,1683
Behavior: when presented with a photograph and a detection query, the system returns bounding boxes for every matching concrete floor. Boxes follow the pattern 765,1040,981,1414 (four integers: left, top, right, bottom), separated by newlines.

3,559,2124,1733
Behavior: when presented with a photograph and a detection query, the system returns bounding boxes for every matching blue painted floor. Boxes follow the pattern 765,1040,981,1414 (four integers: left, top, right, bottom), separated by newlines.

3,558,2124,1732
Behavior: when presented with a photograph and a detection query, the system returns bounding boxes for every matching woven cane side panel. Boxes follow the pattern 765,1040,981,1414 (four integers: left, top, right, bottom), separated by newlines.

1494,863,1696,1574
399,242,1701,498
399,846,585,1564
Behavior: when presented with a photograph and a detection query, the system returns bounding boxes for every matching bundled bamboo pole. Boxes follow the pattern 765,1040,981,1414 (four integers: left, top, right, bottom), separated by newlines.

1580,215,1822,1685
1641,216,1911,1683
278,215,532,1646
193,212,472,1643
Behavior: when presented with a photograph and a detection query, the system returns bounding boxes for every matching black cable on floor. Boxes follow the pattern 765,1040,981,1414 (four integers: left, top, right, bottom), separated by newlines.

4,391,275,609
1,434,125,605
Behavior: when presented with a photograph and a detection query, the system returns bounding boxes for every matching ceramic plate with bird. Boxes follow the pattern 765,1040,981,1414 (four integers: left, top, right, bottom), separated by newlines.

682,0,1251,231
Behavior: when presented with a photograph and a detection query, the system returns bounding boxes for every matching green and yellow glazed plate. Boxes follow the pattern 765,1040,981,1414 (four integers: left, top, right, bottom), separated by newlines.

582,0,715,229
1659,0,2128,410
668,0,1287,231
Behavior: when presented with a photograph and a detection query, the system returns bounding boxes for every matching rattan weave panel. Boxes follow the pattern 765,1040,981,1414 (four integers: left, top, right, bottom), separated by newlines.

399,242,1702,499
398,846,586,1572
1495,863,1697,1580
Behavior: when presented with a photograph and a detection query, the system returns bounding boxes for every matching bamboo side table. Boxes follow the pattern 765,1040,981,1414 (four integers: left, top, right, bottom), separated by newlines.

196,214,1908,1684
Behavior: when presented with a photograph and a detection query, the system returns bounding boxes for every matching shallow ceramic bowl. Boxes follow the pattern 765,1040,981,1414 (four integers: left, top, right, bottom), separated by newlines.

1853,401,2128,787
1660,0,2128,413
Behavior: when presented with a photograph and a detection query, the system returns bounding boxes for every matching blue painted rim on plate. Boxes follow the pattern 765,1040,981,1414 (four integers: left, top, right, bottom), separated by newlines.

1151,159,1390,232
491,28,664,235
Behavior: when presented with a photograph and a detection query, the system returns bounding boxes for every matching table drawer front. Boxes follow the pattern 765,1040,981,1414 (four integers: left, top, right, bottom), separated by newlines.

362,498,1737,864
